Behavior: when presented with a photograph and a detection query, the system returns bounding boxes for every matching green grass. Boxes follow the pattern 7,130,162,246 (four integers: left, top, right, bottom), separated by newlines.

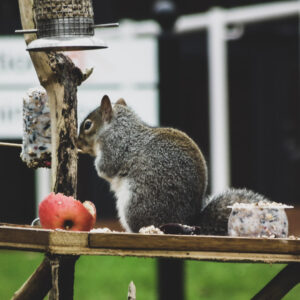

186,261,300,300
75,255,156,300
1,250,300,299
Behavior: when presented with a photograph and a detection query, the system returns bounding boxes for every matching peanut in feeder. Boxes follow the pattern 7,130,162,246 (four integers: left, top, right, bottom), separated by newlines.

15,0,118,51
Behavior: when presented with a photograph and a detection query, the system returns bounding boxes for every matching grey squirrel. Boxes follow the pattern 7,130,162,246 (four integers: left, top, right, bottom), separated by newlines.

77,95,208,232
78,95,275,235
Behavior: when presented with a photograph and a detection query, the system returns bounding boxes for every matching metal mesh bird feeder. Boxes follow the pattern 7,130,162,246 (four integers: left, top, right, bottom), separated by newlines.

17,0,118,51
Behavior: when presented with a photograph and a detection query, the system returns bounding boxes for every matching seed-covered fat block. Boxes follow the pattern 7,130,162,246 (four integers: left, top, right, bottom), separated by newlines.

228,202,292,238
20,87,51,168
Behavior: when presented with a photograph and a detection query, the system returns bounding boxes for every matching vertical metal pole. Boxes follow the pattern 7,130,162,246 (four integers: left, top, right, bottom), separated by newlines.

35,168,51,217
157,31,185,300
158,259,184,300
208,8,231,194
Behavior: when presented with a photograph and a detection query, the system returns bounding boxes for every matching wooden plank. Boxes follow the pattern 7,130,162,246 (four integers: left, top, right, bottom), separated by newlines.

49,231,89,248
2,238,300,264
47,231,89,255
0,226,49,249
1,226,300,263
0,225,88,246
0,225,89,255
41,248,300,264
89,233,300,255
1,231,300,263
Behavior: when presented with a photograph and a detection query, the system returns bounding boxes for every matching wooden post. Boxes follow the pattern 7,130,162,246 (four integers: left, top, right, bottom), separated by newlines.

46,52,82,299
17,1,91,299
48,255,79,300
17,0,91,194
46,52,80,196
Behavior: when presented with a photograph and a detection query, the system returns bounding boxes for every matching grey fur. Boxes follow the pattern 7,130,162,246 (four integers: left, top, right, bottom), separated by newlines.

78,96,208,232
198,188,271,235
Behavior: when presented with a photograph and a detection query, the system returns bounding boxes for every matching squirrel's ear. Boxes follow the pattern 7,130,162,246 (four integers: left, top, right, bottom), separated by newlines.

100,95,113,122
116,98,127,106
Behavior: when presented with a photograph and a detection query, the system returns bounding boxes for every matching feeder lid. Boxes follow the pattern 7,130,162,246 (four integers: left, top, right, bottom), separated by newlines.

17,0,118,51
26,36,107,52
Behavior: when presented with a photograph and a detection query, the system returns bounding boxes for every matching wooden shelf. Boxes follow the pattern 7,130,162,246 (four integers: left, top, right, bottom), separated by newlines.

1,224,300,263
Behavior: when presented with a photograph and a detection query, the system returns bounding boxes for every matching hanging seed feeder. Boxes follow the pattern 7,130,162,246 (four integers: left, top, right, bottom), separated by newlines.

16,0,118,51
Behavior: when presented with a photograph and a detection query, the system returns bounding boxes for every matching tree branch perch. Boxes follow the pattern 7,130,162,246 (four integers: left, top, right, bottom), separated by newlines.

15,0,88,298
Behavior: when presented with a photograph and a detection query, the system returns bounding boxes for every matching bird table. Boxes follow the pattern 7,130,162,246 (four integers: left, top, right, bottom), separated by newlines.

14,0,300,299
1,223,300,299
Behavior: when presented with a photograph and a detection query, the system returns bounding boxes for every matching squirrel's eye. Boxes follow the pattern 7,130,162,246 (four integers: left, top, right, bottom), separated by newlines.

84,119,93,131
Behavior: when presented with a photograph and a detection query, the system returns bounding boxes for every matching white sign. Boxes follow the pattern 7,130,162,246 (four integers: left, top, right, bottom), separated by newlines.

0,37,39,85
0,21,159,139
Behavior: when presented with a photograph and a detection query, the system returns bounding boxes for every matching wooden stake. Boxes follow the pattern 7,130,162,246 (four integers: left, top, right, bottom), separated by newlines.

0,141,83,153
46,53,80,196
0,142,22,148
48,255,79,300
128,281,136,300
17,0,90,194
17,1,91,299
252,263,300,300
11,257,52,300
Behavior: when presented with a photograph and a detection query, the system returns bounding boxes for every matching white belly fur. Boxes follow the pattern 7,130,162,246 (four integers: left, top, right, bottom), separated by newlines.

94,151,132,232
110,177,132,232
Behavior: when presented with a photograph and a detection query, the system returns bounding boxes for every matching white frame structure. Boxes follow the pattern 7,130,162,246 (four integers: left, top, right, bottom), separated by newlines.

174,1,300,194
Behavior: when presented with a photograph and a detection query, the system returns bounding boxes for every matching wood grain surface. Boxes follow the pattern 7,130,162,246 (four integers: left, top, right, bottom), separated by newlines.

1,224,300,263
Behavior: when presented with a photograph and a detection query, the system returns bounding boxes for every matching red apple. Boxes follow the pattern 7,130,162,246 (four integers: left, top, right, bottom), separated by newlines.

39,193,96,231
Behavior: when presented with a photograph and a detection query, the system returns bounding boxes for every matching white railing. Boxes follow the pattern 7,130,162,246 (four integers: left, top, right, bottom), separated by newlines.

175,1,300,194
